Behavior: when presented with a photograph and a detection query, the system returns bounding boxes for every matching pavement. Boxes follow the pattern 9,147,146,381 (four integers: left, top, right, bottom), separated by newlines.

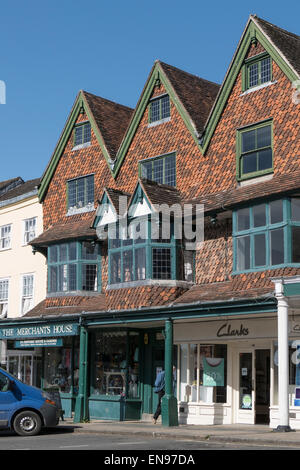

58,418,300,448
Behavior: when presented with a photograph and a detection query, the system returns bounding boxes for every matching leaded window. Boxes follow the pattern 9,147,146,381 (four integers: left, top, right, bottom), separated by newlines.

67,174,94,211
74,122,91,147
149,95,170,123
140,153,176,186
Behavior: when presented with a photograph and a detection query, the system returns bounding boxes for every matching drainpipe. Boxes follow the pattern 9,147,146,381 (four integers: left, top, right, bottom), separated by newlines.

161,318,178,426
274,280,292,432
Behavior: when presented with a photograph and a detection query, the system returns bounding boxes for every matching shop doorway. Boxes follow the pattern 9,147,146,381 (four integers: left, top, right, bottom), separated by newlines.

236,348,270,424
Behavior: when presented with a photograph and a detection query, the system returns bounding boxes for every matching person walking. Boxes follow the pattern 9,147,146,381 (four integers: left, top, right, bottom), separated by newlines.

153,369,165,424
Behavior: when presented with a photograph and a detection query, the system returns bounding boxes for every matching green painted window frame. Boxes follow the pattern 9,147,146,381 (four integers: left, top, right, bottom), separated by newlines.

139,153,176,187
73,121,91,147
236,120,273,181
47,241,101,293
148,94,170,124
67,174,94,211
242,53,272,92
108,217,178,285
233,198,300,274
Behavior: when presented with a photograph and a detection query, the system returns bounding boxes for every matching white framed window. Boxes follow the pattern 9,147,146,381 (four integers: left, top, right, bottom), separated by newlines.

21,274,34,315
23,217,37,244
0,224,11,250
0,278,9,318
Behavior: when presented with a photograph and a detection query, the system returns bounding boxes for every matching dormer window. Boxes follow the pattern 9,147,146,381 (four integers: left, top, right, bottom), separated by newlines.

73,122,91,149
149,94,170,125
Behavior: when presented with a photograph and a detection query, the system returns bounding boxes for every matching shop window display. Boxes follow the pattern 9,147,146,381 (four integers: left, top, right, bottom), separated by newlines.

90,331,140,398
43,337,79,394
179,343,227,404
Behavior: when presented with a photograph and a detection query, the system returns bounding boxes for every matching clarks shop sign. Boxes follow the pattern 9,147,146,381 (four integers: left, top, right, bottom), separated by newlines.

0,323,78,340
217,323,249,338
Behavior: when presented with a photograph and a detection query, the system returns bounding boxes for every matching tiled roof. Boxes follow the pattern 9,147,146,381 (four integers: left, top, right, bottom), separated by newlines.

159,61,220,135
139,178,182,208
30,217,96,247
254,15,300,77
186,170,300,215
0,178,40,203
0,177,23,196
83,91,134,160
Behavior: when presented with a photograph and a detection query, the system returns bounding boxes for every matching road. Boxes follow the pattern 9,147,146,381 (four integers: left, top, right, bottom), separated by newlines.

0,427,298,452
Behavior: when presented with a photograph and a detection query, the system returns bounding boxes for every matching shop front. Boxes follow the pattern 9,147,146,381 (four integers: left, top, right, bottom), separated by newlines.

0,319,80,418
173,311,300,428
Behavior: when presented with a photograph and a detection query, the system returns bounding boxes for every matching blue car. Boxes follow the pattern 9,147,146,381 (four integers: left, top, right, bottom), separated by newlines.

0,367,61,436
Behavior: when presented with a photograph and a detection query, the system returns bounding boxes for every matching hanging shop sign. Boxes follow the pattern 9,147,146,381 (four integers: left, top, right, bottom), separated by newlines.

0,322,78,340
14,338,63,348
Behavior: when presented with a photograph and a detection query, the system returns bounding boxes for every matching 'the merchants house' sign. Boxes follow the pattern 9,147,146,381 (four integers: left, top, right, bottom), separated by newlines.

0,322,78,340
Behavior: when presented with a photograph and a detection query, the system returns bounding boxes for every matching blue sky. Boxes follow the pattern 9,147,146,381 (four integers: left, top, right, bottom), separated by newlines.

1,0,299,182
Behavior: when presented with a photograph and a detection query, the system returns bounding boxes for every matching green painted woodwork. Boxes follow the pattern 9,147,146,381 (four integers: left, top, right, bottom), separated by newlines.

162,319,178,427
74,324,89,422
284,283,300,297
235,119,273,181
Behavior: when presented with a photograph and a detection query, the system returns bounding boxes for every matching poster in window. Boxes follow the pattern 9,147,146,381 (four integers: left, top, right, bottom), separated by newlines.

203,357,224,387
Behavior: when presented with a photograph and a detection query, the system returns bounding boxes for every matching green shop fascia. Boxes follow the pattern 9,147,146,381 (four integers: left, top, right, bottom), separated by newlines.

0,314,178,424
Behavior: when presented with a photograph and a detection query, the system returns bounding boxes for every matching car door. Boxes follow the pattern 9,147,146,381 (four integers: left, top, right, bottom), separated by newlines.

0,371,17,427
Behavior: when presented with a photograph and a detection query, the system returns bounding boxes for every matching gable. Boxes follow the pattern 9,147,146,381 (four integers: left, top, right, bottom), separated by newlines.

201,15,300,154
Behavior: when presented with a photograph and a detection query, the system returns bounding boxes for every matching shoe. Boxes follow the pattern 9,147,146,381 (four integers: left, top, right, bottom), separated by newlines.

152,418,157,424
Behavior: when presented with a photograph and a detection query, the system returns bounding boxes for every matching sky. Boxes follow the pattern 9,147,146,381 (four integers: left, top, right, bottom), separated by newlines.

1,0,300,183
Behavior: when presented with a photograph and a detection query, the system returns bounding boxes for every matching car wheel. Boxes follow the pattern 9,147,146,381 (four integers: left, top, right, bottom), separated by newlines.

13,411,42,436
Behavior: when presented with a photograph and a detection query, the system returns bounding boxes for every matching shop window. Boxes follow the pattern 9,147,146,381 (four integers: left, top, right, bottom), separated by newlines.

43,336,79,394
179,343,227,404
90,331,128,396
233,198,300,273
47,241,101,294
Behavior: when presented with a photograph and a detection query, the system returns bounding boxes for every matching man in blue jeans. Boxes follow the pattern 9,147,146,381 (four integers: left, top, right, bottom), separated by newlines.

153,370,165,424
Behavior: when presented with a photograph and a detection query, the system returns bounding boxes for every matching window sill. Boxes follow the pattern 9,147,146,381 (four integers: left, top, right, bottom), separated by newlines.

237,170,273,185
66,203,95,216
107,279,193,290
237,172,274,187
47,290,101,298
240,80,277,96
147,117,171,128
71,142,91,151
0,247,11,252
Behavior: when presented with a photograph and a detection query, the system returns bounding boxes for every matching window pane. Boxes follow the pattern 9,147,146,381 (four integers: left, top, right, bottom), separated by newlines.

141,161,152,180
237,208,250,231
59,244,68,262
257,125,271,148
82,241,98,260
150,99,160,122
291,198,300,222
242,129,256,152
69,264,77,291
58,264,68,291
270,200,283,224
270,228,284,265
82,264,97,291
254,233,266,266
161,95,170,119
164,154,176,186
110,252,121,284
249,62,258,87
236,236,250,271
69,242,77,261
123,250,133,282
86,175,94,204
49,266,58,292
49,245,58,263
76,178,85,207
83,123,91,143
135,247,146,280
292,226,300,263
74,126,83,146
260,57,271,83
258,148,272,171
253,204,266,227
153,159,164,184
68,180,77,208
242,152,257,174
152,248,171,279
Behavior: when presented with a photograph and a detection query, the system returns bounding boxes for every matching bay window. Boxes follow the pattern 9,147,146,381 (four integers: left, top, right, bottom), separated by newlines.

233,198,300,273
48,241,101,293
